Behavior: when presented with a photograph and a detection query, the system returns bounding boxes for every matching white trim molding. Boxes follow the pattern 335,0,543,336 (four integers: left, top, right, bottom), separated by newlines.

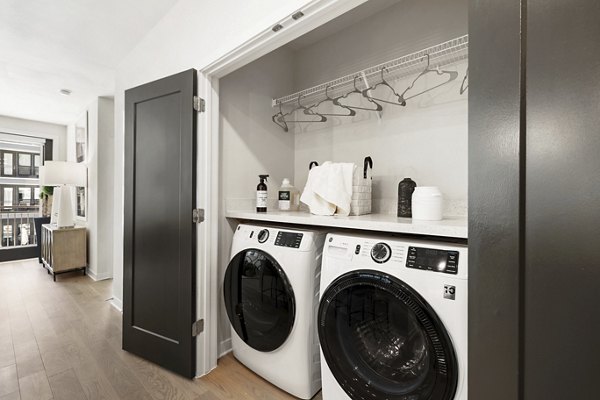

86,267,113,281
218,338,232,359
200,0,366,78
110,297,123,312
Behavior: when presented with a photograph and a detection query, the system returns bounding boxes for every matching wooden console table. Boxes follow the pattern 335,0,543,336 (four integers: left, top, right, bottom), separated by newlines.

41,224,87,281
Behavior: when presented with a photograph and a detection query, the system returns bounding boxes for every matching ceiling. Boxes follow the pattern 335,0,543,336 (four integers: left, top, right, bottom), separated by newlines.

0,0,180,125
287,0,402,50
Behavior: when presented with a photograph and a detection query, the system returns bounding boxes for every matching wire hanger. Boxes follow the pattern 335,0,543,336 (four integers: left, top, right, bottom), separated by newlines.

398,53,459,105
361,67,405,106
279,94,327,125
460,68,468,95
272,101,289,132
307,85,356,117
333,76,383,112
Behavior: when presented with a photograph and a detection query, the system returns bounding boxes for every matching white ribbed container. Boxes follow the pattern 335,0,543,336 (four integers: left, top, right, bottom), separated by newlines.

412,187,443,221
350,168,372,216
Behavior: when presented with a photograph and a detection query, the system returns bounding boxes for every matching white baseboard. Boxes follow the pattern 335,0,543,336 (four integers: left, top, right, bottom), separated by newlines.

218,338,232,358
110,297,123,312
86,268,113,281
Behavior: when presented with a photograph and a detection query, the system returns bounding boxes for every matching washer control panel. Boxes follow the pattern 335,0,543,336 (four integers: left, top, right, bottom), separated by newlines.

406,246,459,274
324,233,466,278
370,242,392,263
275,231,303,248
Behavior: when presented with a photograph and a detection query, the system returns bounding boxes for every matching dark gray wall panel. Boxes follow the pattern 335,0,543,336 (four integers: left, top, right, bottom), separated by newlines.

132,92,181,341
525,1,600,398
469,0,523,398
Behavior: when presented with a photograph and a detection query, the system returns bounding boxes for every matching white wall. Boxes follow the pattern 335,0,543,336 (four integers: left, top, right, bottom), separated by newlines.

96,98,115,279
293,0,468,90
0,115,67,161
292,0,468,215
218,47,296,351
220,47,296,208
111,0,316,316
220,0,468,216
68,98,115,281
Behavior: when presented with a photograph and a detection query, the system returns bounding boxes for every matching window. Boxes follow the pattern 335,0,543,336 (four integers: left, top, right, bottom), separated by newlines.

18,187,32,206
3,187,13,207
2,224,13,246
34,154,40,176
18,153,32,176
3,152,13,176
18,223,31,245
33,187,40,205
0,147,43,216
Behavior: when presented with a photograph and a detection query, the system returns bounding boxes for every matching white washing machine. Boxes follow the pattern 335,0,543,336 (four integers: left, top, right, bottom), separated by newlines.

223,224,325,399
318,232,467,400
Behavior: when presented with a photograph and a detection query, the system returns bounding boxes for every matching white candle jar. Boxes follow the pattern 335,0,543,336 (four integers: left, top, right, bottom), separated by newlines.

411,187,443,221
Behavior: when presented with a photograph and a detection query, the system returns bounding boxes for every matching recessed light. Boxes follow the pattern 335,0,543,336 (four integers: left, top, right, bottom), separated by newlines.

59,89,72,96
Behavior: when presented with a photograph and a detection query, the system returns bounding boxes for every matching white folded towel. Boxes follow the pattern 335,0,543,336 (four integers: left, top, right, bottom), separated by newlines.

300,162,356,216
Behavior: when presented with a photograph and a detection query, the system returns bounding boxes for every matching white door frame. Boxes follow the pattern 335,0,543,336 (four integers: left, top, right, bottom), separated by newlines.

194,0,367,377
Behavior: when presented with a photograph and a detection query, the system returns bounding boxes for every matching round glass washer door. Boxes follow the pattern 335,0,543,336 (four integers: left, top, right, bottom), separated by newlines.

318,270,458,400
224,249,295,352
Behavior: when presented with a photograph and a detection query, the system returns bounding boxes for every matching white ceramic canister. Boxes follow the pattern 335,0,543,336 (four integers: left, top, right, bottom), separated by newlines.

411,186,443,221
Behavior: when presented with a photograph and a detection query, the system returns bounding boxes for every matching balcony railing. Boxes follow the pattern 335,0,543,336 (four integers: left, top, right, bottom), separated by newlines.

0,205,40,248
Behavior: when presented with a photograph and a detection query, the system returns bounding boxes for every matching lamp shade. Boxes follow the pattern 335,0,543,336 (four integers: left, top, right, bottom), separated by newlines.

40,161,86,186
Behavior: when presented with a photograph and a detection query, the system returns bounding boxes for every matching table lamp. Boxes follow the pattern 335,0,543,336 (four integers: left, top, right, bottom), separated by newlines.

39,161,87,228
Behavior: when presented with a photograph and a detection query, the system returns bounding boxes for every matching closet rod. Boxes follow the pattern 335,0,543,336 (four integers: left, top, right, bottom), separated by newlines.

272,34,468,107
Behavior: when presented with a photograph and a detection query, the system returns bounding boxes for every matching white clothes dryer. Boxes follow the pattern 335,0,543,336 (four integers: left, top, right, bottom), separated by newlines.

224,224,326,399
318,232,468,400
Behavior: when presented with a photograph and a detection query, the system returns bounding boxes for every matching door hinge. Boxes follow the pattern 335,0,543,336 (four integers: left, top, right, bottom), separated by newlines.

192,208,205,224
192,319,204,337
193,96,205,112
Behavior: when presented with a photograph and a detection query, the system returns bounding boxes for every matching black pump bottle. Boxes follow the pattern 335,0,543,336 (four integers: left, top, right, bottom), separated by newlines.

256,175,269,213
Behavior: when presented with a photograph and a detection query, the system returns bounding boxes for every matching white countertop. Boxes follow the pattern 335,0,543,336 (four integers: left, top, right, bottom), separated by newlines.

225,210,468,239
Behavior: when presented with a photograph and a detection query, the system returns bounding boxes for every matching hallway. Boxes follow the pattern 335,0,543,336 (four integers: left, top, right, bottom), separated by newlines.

0,259,316,400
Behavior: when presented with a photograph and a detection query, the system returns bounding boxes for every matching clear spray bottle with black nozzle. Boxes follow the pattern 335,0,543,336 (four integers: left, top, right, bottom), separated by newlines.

256,175,269,213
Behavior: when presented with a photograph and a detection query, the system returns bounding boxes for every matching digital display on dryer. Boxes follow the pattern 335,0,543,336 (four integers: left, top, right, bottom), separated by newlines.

275,232,303,248
406,247,458,274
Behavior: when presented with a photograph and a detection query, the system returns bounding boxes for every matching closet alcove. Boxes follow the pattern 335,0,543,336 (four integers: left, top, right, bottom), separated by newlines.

216,0,468,356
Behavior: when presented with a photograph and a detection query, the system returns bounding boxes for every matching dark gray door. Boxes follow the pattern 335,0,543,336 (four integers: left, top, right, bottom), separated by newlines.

525,1,600,398
470,0,600,398
123,69,197,378
469,2,523,398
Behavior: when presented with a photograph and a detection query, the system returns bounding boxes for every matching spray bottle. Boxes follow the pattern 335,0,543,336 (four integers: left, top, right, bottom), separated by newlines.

256,175,269,213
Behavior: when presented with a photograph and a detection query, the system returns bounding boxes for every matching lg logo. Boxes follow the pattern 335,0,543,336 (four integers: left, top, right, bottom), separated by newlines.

444,285,456,300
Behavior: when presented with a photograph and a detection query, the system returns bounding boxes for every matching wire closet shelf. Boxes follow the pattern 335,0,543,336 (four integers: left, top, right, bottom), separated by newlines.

272,34,468,108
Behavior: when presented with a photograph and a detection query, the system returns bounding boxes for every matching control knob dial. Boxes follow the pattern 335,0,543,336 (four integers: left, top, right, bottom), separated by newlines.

257,229,270,243
371,242,392,263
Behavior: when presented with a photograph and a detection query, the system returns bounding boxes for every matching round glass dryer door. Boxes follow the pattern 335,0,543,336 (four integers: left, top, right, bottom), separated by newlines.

318,270,458,400
224,249,295,352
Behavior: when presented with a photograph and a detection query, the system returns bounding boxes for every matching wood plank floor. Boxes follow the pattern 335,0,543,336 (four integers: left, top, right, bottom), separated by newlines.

0,259,323,400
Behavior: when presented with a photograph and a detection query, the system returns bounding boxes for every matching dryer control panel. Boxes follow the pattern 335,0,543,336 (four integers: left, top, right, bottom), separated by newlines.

324,233,466,278
274,231,303,248
406,246,459,275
